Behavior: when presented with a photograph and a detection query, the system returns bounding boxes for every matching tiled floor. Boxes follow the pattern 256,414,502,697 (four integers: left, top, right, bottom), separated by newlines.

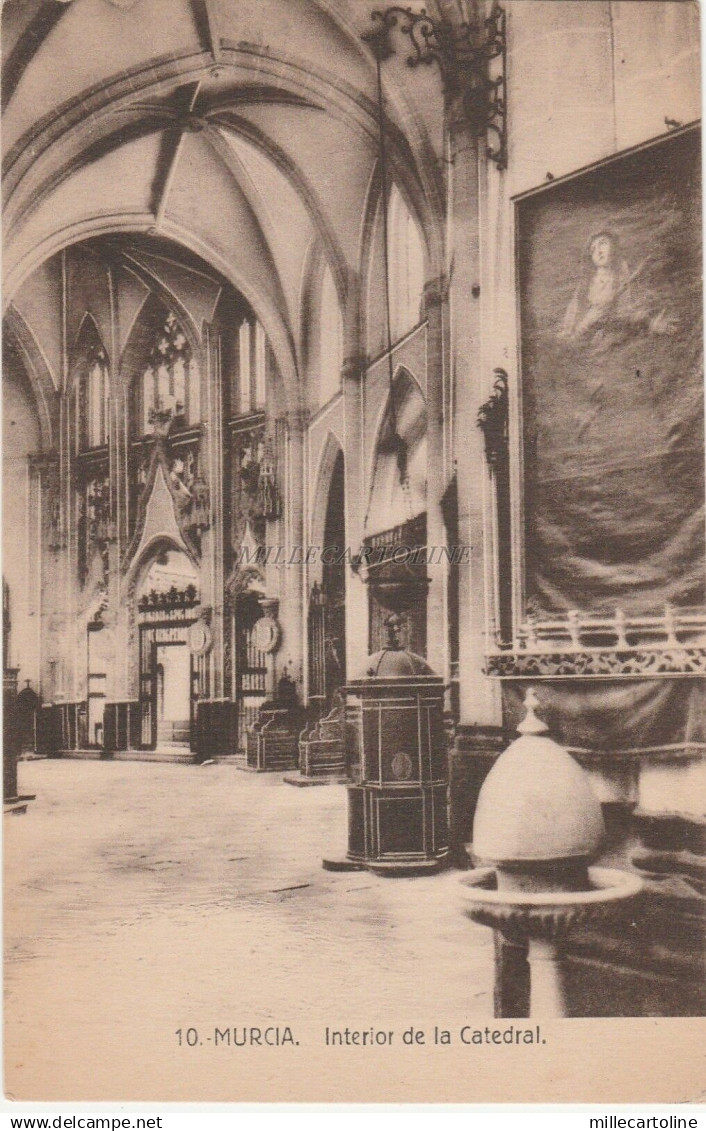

4,759,493,1100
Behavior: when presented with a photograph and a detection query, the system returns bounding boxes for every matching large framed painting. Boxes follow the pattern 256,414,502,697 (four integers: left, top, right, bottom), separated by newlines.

517,126,704,617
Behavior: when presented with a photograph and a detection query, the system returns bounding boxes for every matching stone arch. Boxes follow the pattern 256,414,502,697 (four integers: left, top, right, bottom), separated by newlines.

360,163,439,357
119,290,199,399
70,311,109,387
118,259,203,368
4,215,300,416
365,365,427,535
126,536,200,602
310,431,345,583
118,291,198,444
123,537,201,710
300,241,345,407
3,302,58,452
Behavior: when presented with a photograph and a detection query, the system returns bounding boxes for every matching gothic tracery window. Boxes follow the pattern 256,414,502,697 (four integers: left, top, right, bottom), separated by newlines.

139,312,200,435
86,349,109,449
236,318,267,415
74,323,109,453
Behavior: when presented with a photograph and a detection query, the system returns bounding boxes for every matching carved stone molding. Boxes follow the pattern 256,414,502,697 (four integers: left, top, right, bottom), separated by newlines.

485,647,706,679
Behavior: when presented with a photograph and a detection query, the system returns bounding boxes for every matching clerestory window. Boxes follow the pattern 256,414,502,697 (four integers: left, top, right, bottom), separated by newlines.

140,312,200,434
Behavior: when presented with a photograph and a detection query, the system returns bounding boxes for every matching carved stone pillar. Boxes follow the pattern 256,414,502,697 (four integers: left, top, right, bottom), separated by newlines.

423,276,449,680
341,354,368,677
260,596,280,699
447,91,501,729
29,453,59,697
109,390,128,701
201,325,224,697
279,409,307,694
58,391,76,702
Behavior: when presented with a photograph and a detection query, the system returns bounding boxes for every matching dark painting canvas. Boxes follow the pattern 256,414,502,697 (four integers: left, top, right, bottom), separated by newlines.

519,127,704,616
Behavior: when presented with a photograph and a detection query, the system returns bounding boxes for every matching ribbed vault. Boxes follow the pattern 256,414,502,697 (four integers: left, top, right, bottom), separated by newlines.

2,0,446,392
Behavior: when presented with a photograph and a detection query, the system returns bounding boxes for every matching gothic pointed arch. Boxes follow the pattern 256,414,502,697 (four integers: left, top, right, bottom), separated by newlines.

301,243,344,408
120,292,201,440
363,170,428,356
70,312,110,452
366,365,427,536
123,437,201,578
308,440,346,704
310,430,345,564
3,302,58,451
119,256,203,367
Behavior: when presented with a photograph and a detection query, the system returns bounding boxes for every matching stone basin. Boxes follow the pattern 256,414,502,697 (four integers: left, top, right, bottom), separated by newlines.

460,865,643,917
459,865,643,1016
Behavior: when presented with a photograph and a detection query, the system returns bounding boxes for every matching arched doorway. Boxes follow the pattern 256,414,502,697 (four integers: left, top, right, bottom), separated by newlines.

309,449,346,710
135,548,200,750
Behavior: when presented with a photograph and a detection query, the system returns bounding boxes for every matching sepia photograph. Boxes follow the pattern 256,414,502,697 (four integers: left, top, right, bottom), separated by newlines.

1,0,704,1107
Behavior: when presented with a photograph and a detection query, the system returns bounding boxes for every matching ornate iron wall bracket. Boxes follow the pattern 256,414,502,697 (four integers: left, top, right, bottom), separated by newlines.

363,4,507,169
477,367,509,468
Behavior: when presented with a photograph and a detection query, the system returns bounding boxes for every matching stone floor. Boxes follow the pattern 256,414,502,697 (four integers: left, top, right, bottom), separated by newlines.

4,759,494,1101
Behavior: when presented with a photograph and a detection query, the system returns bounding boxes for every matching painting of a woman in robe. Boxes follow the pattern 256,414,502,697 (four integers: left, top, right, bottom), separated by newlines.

559,230,679,353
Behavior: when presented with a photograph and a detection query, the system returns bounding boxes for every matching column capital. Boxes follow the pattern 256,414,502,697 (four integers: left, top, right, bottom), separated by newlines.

341,353,367,382
423,275,449,312
283,408,310,434
28,450,59,473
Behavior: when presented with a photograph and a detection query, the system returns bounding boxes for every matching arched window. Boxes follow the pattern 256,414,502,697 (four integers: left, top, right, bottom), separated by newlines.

367,370,427,533
237,317,268,415
319,265,343,405
85,348,109,449
388,185,425,343
140,312,200,435
74,320,109,452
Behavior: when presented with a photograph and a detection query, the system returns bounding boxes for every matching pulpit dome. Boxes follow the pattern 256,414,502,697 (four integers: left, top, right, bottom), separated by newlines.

360,646,434,680
350,614,437,681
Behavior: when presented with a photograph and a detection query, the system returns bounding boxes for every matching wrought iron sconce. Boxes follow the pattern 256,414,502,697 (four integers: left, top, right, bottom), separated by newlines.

362,3,507,170
477,367,509,468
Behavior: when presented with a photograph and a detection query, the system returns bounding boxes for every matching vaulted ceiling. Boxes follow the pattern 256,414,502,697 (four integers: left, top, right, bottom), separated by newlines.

3,0,447,396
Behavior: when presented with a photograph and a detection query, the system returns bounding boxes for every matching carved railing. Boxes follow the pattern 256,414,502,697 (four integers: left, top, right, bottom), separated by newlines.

485,606,706,678
137,585,199,614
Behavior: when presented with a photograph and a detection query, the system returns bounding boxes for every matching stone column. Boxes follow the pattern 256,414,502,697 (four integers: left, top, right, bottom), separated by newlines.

106,388,127,703
438,0,503,866
203,325,225,699
29,453,58,696
527,937,567,1018
260,596,280,699
341,353,369,677
24,456,42,690
280,409,307,694
58,390,76,703
423,276,449,679
445,59,501,729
